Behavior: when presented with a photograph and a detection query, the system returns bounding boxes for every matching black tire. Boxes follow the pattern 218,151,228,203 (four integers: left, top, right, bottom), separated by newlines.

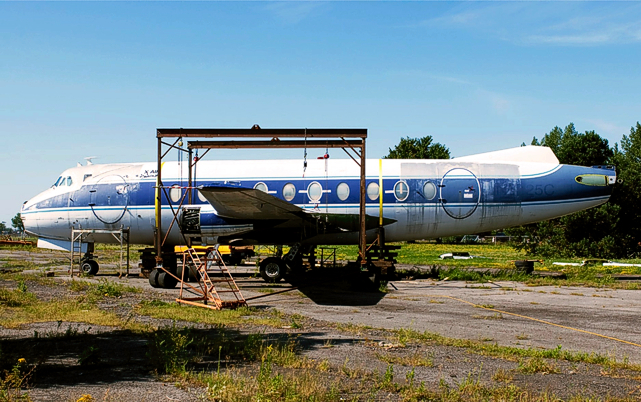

514,260,534,275
178,264,200,282
81,260,99,275
148,269,161,288
177,264,190,282
366,270,382,291
158,271,178,289
223,255,241,266
260,257,284,283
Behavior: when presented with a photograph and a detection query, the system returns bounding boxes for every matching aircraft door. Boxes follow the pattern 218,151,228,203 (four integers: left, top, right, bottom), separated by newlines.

439,168,480,219
88,175,130,225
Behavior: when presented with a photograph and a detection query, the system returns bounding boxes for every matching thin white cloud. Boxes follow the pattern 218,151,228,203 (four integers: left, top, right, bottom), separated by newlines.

478,89,511,115
263,2,327,24
527,33,614,45
414,3,641,46
424,10,482,27
584,119,627,137
526,22,641,45
429,74,472,86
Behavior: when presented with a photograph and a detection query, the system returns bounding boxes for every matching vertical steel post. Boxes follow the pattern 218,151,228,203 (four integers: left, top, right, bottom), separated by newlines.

187,148,193,248
156,135,162,264
359,138,366,266
126,229,130,276
188,148,193,205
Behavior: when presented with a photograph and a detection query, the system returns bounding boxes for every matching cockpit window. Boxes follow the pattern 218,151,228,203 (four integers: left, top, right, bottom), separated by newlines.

52,176,62,187
66,176,73,186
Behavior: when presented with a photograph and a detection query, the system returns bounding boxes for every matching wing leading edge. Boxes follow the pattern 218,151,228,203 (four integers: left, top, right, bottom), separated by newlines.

198,186,395,231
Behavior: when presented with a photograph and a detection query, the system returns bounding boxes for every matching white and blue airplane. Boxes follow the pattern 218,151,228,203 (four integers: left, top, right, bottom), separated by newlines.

21,145,616,286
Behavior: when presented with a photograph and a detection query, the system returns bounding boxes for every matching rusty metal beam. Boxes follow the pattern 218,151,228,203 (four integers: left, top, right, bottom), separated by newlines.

155,137,162,263
359,138,366,265
157,128,367,138
188,139,363,150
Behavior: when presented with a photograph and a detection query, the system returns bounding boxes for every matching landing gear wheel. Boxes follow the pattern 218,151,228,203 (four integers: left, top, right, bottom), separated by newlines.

158,271,177,289
148,269,161,288
81,260,99,275
260,257,285,283
361,265,382,292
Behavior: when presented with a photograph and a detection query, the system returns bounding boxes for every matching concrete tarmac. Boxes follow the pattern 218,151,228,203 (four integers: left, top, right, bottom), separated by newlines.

247,279,641,364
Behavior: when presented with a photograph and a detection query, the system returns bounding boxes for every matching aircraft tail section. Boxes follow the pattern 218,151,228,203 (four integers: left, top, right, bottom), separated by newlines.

453,145,559,165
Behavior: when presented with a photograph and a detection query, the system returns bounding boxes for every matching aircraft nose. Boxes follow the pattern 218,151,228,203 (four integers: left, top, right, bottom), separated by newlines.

20,200,38,236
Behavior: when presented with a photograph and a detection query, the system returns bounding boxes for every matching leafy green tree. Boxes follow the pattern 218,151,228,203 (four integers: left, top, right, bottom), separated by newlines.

509,123,620,258
532,123,613,166
607,122,641,256
11,213,24,232
0,221,6,234
385,136,450,159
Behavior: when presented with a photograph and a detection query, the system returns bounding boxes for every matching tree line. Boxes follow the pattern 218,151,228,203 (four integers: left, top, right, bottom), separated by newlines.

385,122,641,259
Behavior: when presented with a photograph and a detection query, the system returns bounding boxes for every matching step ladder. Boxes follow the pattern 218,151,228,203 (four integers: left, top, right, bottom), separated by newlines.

176,246,246,310
69,235,84,277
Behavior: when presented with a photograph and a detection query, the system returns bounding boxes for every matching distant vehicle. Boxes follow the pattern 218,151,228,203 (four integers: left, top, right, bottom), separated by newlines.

21,145,617,287
554,259,641,268
439,252,474,260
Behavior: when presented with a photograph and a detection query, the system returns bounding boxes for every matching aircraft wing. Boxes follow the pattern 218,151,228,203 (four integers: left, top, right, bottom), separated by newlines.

198,187,305,220
198,186,396,230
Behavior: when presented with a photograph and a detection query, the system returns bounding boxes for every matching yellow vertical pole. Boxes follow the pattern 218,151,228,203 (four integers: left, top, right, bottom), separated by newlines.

156,137,162,261
379,159,383,226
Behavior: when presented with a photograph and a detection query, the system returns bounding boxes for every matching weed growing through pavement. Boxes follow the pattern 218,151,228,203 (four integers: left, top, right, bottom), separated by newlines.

518,356,560,374
492,368,514,383
389,328,641,373
16,281,27,293
0,358,34,402
136,300,286,327
376,351,434,367
0,288,36,308
147,322,194,374
77,346,101,366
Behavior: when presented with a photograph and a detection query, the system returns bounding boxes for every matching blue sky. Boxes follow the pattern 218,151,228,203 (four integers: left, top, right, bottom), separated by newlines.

1,1,640,225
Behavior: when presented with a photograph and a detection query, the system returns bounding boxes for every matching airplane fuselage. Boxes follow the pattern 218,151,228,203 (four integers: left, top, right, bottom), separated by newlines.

21,146,616,249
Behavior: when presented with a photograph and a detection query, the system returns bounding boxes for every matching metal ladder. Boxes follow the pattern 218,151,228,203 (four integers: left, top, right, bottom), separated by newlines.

178,247,246,310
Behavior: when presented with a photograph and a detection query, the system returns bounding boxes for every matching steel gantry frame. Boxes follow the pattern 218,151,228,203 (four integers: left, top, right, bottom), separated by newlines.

154,127,369,268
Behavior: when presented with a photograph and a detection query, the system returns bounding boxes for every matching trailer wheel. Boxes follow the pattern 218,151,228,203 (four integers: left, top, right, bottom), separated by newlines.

177,264,200,282
158,271,177,289
260,257,284,283
148,269,161,288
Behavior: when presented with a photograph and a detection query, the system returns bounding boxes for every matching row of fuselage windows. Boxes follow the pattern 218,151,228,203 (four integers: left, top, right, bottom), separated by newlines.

169,181,440,203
